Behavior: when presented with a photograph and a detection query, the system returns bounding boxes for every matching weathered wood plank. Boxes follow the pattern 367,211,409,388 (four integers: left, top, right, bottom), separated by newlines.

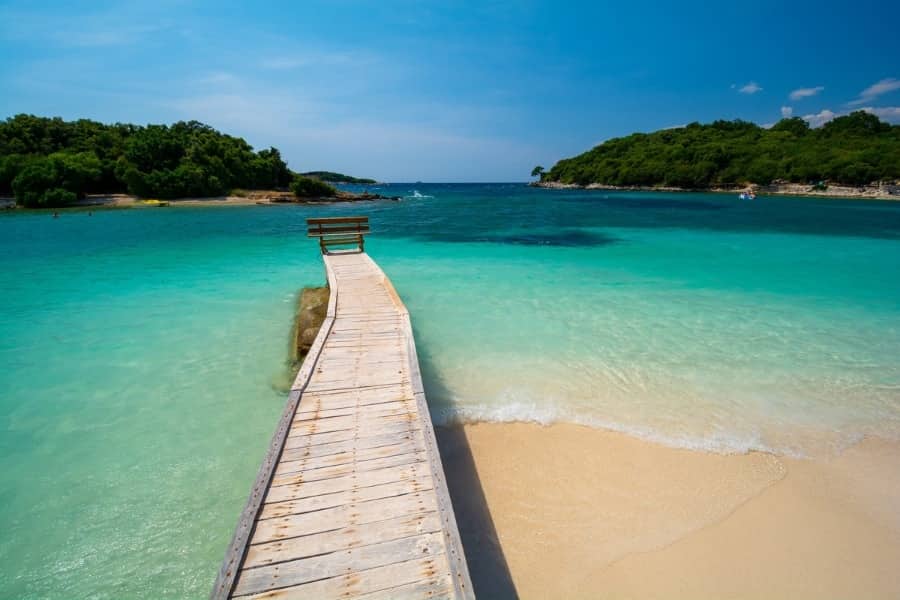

233,531,447,596
264,462,431,504
244,509,444,569
234,555,451,600
285,412,418,437
279,429,424,463
251,491,438,544
282,421,424,450
270,451,427,487
275,438,427,476
353,577,455,600
294,399,415,421
260,473,435,519
293,402,415,422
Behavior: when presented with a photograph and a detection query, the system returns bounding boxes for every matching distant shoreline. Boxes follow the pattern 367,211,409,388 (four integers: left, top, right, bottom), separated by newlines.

0,189,400,210
531,180,900,201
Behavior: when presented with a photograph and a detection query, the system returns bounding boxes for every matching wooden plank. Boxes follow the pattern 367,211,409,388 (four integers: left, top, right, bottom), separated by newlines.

298,383,408,400
234,555,451,600
281,421,424,450
270,451,427,487
263,462,431,504
307,216,369,225
232,532,447,596
279,429,423,462
275,438,427,476
294,398,415,420
306,225,371,236
260,473,435,519
245,508,443,569
354,577,455,600
292,403,418,425
285,412,418,437
251,491,437,544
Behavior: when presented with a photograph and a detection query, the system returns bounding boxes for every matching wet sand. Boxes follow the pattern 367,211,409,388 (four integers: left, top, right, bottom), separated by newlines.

436,422,900,599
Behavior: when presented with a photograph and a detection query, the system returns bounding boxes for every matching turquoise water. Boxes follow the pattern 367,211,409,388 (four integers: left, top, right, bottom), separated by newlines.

2,185,900,597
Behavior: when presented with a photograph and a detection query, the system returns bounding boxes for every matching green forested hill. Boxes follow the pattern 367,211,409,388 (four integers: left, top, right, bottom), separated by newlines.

541,112,900,188
0,115,293,206
300,171,377,184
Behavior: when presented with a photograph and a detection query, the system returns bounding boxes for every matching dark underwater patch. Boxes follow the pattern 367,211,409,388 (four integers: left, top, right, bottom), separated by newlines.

424,228,621,247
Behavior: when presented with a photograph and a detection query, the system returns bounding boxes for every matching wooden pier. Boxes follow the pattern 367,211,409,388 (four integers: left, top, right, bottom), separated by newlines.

212,218,473,599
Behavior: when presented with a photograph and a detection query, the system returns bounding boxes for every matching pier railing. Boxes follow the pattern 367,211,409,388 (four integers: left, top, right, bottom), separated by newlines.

307,216,369,253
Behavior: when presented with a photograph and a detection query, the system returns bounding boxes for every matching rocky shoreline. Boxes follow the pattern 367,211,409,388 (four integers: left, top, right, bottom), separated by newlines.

531,180,900,200
0,189,401,210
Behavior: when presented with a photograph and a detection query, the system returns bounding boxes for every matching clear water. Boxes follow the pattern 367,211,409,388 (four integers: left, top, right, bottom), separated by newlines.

1,184,899,597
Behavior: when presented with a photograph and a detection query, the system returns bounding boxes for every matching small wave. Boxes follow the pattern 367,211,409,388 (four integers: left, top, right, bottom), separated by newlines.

405,190,434,199
428,400,875,459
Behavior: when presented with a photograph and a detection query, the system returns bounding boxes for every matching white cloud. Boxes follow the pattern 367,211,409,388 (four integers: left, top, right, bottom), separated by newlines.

781,106,793,118
801,109,837,127
789,86,824,101
736,81,762,94
848,78,900,106
860,106,900,123
799,106,900,127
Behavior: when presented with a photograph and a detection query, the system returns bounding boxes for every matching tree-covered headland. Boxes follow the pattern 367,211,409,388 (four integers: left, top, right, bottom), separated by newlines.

539,112,900,188
299,171,377,184
0,114,363,207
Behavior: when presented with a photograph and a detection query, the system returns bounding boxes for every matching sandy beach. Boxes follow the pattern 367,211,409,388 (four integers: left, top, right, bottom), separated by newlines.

437,422,900,599
0,190,398,210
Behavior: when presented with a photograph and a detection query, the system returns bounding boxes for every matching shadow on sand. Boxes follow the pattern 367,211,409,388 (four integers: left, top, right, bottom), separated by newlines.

418,346,519,599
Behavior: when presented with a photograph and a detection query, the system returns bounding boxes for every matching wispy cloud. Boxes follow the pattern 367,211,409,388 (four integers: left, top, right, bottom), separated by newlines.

197,72,239,86
733,81,762,94
848,77,900,106
780,106,793,118
260,50,372,71
0,5,173,48
789,86,824,101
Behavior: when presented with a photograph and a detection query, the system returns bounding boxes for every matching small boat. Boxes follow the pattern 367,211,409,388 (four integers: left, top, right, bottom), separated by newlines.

739,191,756,200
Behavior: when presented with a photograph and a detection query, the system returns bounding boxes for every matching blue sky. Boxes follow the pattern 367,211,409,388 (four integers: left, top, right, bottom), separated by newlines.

1,0,899,181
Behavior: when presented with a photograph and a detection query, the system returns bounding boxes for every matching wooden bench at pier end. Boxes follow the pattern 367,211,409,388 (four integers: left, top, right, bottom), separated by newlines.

307,216,370,254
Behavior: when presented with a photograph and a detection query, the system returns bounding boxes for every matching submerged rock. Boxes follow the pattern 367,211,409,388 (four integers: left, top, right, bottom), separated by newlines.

292,285,330,365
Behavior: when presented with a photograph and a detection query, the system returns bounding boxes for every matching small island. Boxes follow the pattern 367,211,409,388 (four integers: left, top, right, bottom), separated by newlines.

0,115,391,209
298,171,378,185
533,111,900,199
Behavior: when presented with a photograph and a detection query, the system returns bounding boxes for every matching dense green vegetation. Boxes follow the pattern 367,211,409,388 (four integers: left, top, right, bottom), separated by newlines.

300,171,376,184
0,114,294,206
542,112,900,188
291,175,338,198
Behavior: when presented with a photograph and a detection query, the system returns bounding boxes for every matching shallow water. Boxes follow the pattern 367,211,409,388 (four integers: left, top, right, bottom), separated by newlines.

1,185,899,597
